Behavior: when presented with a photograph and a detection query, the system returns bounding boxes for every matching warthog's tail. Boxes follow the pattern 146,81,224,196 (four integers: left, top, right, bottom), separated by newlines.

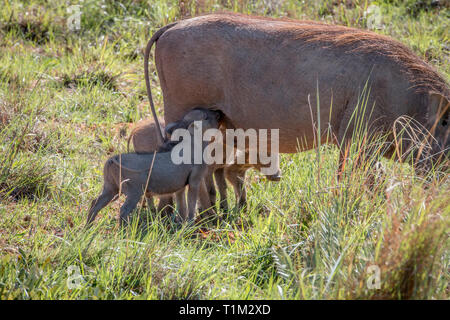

145,22,178,145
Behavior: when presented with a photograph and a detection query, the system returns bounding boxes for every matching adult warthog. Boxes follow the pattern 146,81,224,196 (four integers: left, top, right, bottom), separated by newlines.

145,13,449,173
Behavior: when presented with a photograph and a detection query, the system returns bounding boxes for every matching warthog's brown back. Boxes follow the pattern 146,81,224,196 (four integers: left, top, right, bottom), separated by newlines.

146,13,449,165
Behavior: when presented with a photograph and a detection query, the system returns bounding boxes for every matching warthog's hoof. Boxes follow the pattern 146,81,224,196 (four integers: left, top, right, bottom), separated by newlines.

265,173,282,181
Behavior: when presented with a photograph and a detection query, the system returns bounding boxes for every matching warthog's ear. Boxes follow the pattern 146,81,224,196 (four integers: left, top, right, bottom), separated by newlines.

211,109,226,125
428,93,449,129
213,109,225,121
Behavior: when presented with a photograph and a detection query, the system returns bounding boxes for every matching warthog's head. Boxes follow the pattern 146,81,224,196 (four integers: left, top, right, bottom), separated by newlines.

158,108,224,152
419,93,449,173
165,108,225,136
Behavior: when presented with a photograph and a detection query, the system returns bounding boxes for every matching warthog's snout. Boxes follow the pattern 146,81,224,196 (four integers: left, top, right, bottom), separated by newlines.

266,171,282,182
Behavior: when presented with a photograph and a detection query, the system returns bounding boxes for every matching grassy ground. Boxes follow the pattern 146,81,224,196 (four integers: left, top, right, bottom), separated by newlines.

0,0,448,299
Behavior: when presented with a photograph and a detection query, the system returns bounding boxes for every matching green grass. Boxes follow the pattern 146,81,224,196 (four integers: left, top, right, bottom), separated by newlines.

0,0,448,299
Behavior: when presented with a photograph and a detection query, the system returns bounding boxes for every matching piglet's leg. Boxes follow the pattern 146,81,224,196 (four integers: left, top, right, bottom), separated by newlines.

119,193,142,227
198,179,216,217
204,171,216,207
157,195,174,217
214,168,228,212
225,167,247,211
86,187,117,227
145,192,156,212
175,189,187,222
186,184,199,222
